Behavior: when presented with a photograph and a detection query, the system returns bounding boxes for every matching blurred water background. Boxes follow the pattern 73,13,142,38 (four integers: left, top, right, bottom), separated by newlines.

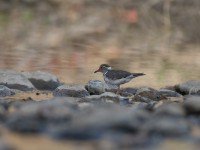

0,0,199,88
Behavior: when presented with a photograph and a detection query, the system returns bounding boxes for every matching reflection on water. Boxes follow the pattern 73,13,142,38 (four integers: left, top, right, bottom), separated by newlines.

0,46,199,88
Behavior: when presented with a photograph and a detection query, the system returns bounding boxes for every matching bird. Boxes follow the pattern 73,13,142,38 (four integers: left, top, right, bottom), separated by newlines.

94,64,145,94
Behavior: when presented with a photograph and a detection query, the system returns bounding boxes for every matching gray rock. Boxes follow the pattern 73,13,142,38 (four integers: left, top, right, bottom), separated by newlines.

0,85,15,97
80,92,119,103
145,103,189,137
175,80,200,95
146,117,190,137
6,103,46,133
0,140,14,150
158,89,182,97
48,105,150,139
119,87,140,97
130,102,148,110
53,84,89,97
85,80,106,95
105,84,118,93
154,103,185,118
0,99,10,110
78,102,95,110
133,87,166,102
183,95,200,114
0,70,35,91
22,71,60,90
0,105,6,121
6,98,78,132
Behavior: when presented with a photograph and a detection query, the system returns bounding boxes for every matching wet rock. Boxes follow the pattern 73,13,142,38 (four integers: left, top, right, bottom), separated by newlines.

158,89,182,97
85,80,106,95
133,87,166,103
53,84,89,97
22,71,60,91
183,95,200,114
0,70,35,91
175,80,200,95
0,85,15,97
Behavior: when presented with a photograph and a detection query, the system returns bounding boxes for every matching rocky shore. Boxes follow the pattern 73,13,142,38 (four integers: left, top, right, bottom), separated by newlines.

0,70,199,150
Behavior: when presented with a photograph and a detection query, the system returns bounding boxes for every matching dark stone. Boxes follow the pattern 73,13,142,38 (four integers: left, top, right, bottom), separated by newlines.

22,71,60,91
133,87,166,103
0,99,10,110
154,103,185,118
175,80,200,95
78,102,95,110
80,92,119,103
6,98,78,133
146,117,190,137
53,84,90,97
119,96,132,105
183,95,200,114
85,80,106,95
145,103,189,137
158,89,182,97
47,124,102,140
0,85,15,97
130,102,148,110
0,105,6,121
48,105,150,140
145,101,158,111
0,70,34,91
119,87,141,97
8,99,35,111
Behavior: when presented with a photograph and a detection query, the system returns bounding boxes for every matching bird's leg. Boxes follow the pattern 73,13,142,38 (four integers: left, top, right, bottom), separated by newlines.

116,85,120,95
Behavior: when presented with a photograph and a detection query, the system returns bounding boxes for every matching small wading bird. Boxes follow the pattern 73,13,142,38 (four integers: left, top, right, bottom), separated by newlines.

94,64,145,93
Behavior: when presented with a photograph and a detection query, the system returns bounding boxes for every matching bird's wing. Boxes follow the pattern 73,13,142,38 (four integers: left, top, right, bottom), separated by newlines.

106,70,132,80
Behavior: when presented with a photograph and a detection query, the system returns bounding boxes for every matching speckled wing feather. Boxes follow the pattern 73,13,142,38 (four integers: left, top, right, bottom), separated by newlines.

106,70,145,80
105,70,132,80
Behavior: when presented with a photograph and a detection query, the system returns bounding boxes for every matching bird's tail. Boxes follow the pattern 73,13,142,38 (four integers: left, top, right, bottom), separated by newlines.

132,73,145,77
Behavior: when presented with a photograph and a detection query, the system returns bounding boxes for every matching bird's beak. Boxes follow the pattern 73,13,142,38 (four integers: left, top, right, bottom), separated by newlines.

94,68,101,73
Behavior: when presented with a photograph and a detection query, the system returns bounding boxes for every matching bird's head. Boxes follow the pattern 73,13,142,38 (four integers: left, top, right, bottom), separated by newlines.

94,64,112,73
